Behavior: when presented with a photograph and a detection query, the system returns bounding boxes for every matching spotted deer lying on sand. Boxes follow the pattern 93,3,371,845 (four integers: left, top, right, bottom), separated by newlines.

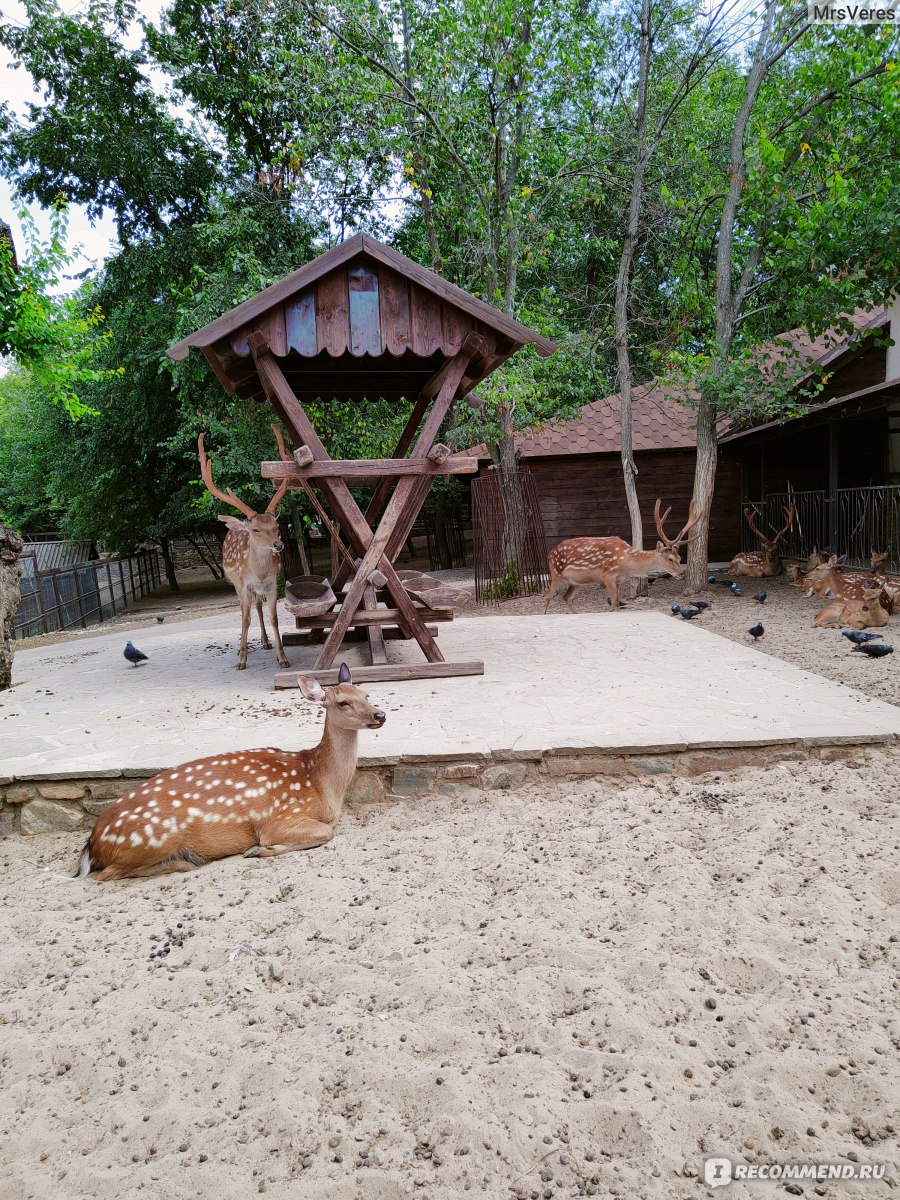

728,504,795,577
73,664,385,881
813,587,890,630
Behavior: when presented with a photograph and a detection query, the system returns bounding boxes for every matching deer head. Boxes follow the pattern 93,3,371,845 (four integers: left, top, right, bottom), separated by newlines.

198,433,289,562
653,498,702,576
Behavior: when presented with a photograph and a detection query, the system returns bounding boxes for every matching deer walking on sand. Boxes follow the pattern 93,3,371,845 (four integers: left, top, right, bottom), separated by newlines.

199,432,290,670
73,665,385,881
544,499,701,612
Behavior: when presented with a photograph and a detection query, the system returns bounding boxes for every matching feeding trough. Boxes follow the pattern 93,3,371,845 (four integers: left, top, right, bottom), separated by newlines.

396,570,468,611
284,575,336,618
168,234,555,685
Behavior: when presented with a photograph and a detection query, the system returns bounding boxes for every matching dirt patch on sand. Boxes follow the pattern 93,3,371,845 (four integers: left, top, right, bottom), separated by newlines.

1,751,897,1198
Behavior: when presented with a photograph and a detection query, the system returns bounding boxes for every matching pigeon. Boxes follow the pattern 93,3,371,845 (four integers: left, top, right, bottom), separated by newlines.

679,606,702,620
708,575,717,584
851,642,893,658
730,583,743,596
688,600,711,611
156,615,166,623
841,629,883,645
671,603,683,614
124,641,149,666
754,590,767,604
748,622,764,640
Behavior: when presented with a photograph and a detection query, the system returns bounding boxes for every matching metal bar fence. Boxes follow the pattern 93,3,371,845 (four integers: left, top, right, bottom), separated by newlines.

741,491,828,561
472,468,549,605
835,486,900,573
14,549,162,638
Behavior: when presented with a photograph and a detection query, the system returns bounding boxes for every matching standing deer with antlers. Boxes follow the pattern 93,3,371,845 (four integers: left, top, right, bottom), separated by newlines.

728,504,795,578
199,433,290,670
73,663,386,881
544,500,701,612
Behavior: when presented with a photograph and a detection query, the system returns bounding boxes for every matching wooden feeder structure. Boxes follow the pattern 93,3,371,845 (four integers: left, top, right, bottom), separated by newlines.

167,235,556,686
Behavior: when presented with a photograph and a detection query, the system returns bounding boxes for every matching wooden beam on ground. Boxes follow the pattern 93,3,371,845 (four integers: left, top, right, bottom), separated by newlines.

274,661,485,687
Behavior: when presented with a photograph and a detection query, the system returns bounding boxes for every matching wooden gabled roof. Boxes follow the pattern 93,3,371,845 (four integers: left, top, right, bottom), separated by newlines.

166,234,556,405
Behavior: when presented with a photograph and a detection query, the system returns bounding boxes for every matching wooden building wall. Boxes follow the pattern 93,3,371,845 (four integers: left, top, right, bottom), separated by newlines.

520,450,743,561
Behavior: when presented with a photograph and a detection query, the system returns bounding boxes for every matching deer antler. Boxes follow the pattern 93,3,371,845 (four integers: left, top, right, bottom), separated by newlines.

655,498,701,549
198,434,256,518
743,505,769,546
773,503,795,545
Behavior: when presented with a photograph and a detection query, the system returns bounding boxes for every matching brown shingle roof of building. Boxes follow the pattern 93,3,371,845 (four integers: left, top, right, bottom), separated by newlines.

476,307,887,459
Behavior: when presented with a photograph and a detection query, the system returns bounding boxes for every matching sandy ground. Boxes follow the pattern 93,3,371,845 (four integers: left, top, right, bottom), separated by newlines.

1,752,898,1199
18,566,898,709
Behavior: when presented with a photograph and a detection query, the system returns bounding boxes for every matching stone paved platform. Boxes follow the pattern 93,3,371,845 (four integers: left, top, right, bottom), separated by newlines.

2,611,899,782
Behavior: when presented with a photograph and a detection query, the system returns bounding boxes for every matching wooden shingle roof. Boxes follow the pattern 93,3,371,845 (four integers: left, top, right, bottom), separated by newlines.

167,234,556,406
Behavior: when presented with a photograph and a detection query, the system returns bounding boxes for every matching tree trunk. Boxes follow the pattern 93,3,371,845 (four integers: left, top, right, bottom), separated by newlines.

187,536,223,581
686,396,719,592
159,538,179,592
0,526,24,690
687,1,775,594
497,403,528,581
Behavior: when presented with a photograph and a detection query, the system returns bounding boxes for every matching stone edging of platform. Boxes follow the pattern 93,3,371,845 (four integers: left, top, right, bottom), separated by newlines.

1,734,895,837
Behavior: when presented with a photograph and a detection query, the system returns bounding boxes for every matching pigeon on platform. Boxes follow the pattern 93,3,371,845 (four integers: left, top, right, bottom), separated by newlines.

754,590,767,604
124,641,149,666
748,622,764,640
850,642,893,658
841,629,882,646
730,583,743,596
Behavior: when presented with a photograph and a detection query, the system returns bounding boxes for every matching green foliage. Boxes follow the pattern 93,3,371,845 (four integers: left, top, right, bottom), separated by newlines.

481,559,522,601
0,201,118,418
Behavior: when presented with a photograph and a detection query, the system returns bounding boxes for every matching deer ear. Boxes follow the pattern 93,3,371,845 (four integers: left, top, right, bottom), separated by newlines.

218,514,247,531
656,541,667,554
338,662,352,684
298,676,327,704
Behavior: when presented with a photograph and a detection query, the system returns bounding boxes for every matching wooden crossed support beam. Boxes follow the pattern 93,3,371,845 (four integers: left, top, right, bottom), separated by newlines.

247,329,485,685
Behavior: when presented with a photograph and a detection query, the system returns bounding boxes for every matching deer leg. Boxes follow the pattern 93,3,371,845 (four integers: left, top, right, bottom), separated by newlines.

607,577,619,610
544,570,561,613
561,581,576,612
256,599,272,649
237,595,252,670
96,858,201,881
268,590,289,667
243,818,333,857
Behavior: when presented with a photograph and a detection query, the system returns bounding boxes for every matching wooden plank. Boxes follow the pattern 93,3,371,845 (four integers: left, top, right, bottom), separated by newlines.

230,326,251,356
261,456,478,479
201,346,237,396
285,292,317,355
283,606,453,629
283,625,438,646
441,304,471,356
410,282,443,356
258,305,287,356
316,270,350,356
378,266,411,355
348,264,381,357
363,583,387,665
274,661,485,687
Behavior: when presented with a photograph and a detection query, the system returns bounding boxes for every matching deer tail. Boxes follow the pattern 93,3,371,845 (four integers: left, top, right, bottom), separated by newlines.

72,839,93,879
